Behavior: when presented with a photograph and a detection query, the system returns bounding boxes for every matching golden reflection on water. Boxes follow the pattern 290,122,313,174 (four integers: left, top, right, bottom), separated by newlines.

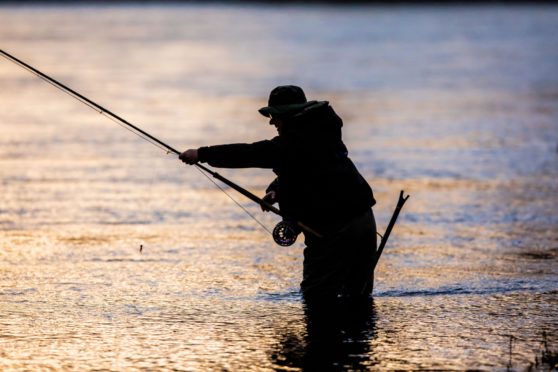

1,3,558,371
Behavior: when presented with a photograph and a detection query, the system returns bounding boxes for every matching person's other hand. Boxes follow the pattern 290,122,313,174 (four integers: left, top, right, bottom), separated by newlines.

179,149,199,165
261,191,277,211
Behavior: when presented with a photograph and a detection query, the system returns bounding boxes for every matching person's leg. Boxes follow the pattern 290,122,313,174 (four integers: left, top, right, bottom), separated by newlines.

343,209,377,297
301,210,377,298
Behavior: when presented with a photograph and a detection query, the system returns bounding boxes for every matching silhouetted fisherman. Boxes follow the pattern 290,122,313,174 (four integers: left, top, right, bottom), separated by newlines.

180,85,377,299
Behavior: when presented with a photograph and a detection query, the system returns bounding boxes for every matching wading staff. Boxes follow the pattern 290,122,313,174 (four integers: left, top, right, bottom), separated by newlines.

373,190,410,271
0,49,321,239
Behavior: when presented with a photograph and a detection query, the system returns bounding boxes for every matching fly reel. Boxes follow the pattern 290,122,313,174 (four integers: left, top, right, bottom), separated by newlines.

272,220,301,246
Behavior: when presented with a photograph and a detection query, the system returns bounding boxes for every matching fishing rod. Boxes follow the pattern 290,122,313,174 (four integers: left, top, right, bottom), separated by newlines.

0,49,321,243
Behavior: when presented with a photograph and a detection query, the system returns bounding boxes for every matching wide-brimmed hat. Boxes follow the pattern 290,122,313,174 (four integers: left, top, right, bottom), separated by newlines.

258,85,315,117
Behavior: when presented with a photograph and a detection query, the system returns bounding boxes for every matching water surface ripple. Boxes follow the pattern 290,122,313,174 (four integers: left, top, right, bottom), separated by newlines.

1,3,557,370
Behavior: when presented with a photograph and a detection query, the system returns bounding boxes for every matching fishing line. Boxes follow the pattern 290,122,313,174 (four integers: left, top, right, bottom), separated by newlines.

102,113,171,154
28,62,167,153
0,49,277,237
194,167,273,235
0,50,182,154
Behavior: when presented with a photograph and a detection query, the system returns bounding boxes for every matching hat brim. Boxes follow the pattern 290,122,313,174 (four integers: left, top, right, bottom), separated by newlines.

258,102,316,118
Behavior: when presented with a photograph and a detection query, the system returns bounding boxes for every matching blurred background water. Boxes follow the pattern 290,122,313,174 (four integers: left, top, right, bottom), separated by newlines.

1,3,557,370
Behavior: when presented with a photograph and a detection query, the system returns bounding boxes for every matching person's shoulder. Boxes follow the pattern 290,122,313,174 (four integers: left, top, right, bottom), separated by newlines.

294,101,343,131
293,101,330,118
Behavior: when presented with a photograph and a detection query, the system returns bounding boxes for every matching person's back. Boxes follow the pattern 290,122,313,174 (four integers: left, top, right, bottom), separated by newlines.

269,101,375,233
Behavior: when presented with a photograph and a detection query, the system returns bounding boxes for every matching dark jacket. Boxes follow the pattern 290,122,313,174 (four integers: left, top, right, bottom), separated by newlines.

198,102,375,233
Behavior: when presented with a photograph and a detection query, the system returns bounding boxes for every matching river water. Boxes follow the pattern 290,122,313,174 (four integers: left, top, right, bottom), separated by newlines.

1,3,557,370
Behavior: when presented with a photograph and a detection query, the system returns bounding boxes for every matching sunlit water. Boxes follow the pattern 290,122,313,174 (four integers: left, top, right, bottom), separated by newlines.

1,4,557,370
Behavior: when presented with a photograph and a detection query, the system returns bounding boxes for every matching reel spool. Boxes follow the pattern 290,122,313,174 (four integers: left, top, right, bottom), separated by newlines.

272,220,301,246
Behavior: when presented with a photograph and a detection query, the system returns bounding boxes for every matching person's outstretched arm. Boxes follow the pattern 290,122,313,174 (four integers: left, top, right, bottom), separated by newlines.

180,138,282,169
